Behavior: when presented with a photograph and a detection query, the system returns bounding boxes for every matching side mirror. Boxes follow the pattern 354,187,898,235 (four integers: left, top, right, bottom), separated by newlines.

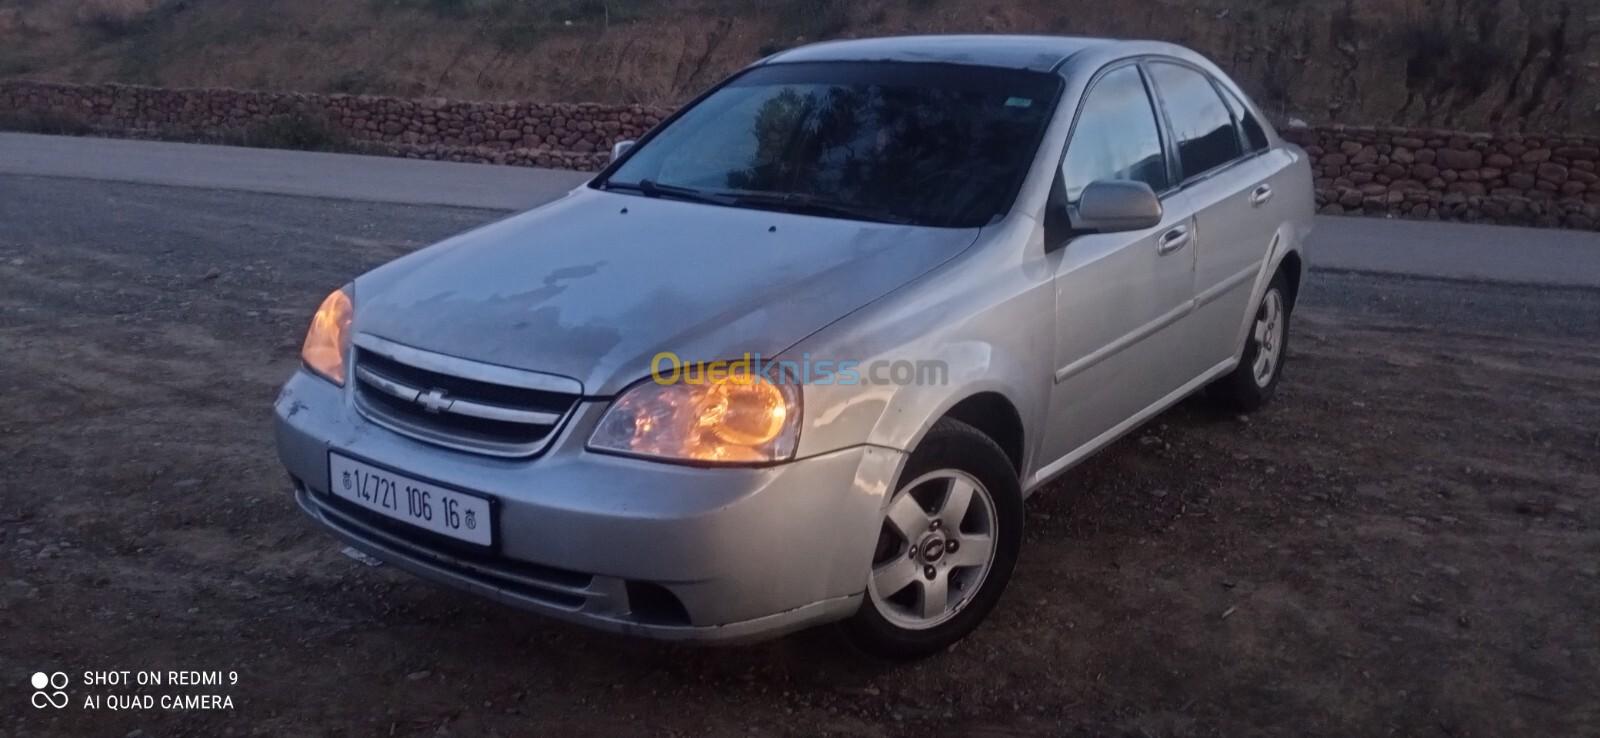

610,139,636,162
1074,180,1163,233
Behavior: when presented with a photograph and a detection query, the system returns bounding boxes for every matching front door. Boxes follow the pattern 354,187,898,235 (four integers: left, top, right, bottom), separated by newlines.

1037,63,1198,469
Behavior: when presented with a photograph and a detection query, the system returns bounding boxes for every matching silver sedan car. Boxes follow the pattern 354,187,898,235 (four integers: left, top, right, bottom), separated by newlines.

275,35,1313,658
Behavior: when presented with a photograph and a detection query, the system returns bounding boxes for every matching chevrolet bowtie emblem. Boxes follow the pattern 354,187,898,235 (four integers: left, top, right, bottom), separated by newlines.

416,388,452,414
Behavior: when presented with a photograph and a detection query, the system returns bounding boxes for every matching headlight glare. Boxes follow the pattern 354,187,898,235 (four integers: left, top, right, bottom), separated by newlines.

301,285,354,385
589,372,799,464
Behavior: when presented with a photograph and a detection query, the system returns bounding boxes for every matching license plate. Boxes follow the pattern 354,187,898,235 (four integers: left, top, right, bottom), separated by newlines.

328,453,493,546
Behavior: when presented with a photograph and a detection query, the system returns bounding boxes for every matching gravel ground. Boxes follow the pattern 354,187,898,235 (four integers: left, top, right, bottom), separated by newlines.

1,174,1597,737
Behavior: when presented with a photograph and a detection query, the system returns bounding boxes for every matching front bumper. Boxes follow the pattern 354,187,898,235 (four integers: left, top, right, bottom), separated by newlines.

274,369,903,643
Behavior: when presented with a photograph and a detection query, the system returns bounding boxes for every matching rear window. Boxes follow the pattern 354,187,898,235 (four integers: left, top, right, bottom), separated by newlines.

1221,86,1271,153
1148,63,1243,181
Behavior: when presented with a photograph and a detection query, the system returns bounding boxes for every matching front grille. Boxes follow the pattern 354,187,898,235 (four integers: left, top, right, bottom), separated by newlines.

351,335,582,458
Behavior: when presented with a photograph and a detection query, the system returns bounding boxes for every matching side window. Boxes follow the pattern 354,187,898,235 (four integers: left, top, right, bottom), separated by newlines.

1220,85,1270,153
1148,63,1243,181
1060,65,1169,204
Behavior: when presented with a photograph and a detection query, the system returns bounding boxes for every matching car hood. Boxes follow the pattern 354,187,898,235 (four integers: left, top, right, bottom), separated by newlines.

354,188,981,395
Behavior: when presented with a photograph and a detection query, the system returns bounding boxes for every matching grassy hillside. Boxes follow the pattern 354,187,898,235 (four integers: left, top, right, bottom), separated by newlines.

1,0,1596,133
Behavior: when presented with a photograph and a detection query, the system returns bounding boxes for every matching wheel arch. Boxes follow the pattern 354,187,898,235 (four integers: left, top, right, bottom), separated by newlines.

938,392,1026,477
1277,248,1304,310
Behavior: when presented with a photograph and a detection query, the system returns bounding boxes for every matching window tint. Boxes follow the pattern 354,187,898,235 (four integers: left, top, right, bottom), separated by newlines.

604,62,1062,228
1060,65,1168,203
1221,86,1270,152
1149,63,1242,180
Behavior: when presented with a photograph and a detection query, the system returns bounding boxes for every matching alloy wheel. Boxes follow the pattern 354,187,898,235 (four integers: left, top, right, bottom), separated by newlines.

866,469,999,631
1252,289,1285,388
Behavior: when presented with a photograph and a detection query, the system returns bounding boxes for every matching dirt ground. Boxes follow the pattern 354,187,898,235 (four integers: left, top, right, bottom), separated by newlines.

2,174,1598,737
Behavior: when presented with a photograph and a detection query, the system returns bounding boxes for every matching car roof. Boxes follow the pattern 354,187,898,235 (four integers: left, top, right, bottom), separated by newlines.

763,35,1118,73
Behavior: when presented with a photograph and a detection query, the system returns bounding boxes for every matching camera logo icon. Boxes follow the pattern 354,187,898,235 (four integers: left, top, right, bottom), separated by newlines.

30,672,68,709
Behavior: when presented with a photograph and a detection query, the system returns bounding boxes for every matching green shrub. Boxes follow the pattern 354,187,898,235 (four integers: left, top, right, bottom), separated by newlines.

371,0,502,18
76,0,164,38
0,54,39,76
0,110,94,136
772,0,851,41
372,0,650,51
1399,25,1506,97
493,19,549,51
232,112,347,152
324,69,388,94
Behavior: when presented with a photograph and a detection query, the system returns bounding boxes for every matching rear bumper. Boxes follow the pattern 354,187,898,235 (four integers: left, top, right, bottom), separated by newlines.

274,369,903,643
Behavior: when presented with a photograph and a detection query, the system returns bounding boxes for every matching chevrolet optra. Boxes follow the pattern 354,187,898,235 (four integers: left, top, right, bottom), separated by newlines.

275,35,1313,658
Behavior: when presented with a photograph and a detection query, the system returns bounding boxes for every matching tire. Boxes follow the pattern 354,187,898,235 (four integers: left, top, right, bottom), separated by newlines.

1211,270,1292,412
843,418,1024,660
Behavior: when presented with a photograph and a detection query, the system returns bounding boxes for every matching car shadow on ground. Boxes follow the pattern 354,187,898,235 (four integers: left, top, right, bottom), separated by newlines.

379,388,1250,685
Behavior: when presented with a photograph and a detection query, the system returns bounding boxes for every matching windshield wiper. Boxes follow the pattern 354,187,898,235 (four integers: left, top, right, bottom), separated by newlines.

726,192,912,225
604,181,911,224
602,179,735,207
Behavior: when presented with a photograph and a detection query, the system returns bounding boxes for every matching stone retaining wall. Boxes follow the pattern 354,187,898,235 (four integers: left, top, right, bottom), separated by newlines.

1280,128,1599,231
0,80,659,171
3,80,1597,230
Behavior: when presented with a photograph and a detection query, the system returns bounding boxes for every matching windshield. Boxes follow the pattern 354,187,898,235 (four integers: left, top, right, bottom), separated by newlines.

597,62,1062,228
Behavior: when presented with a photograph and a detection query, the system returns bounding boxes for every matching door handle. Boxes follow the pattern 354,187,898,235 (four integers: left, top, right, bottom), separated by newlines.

1157,226,1190,255
1250,184,1274,206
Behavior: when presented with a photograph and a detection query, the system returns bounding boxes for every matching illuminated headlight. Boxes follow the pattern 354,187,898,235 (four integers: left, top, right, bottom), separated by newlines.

300,285,354,386
588,373,800,464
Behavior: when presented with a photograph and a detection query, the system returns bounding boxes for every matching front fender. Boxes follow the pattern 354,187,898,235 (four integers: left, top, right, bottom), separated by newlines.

781,223,1057,478
797,344,1043,465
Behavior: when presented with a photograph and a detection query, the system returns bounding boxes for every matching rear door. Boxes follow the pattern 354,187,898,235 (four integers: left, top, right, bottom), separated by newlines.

1145,61,1286,369
1214,84,1304,355
1037,62,1197,468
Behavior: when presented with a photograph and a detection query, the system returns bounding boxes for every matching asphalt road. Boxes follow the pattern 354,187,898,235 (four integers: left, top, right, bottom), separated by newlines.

0,132,590,210
2,132,1597,287
2,173,1597,737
